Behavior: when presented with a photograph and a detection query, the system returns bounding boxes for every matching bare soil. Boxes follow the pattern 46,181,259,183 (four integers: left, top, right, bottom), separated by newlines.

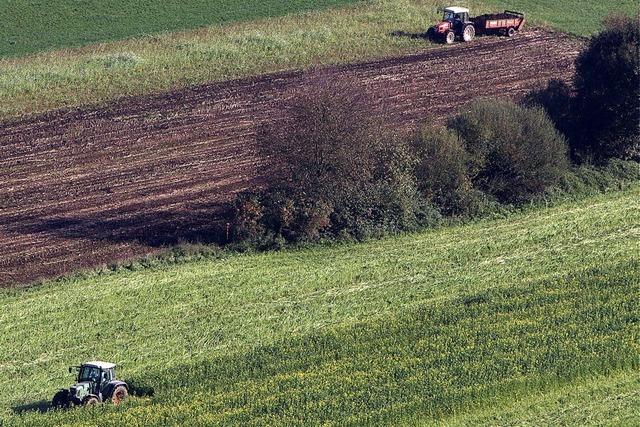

0,30,584,287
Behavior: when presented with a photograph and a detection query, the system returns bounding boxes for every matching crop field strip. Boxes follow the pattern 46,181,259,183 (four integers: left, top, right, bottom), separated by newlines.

0,189,638,425
0,0,364,57
0,30,584,286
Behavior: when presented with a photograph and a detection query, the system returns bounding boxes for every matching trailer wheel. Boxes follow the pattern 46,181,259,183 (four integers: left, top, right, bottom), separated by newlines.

463,25,475,42
445,31,455,44
507,27,516,37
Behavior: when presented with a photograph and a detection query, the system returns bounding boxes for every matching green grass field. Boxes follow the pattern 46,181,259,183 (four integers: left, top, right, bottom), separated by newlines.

1,187,638,426
0,0,362,58
486,0,639,35
1,0,637,119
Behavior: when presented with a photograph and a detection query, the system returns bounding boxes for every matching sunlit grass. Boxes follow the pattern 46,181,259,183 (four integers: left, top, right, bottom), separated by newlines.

1,187,638,425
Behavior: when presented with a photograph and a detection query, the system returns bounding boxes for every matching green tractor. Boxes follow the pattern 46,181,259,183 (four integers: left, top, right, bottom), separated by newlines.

52,361,129,408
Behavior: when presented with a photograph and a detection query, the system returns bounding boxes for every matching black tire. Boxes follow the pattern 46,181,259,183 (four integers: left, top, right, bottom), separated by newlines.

507,27,516,37
445,31,455,44
111,385,128,405
463,25,476,42
426,27,435,41
83,395,100,406
52,390,70,409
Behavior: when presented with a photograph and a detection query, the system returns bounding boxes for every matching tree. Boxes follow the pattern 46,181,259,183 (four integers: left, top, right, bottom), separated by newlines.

573,14,640,161
235,72,432,242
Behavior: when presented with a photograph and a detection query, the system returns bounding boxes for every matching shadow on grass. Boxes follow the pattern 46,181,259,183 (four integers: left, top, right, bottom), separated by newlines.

126,379,155,398
390,30,430,40
12,400,51,414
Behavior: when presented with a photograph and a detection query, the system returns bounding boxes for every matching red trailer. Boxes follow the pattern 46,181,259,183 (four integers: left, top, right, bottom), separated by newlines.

427,7,526,44
472,10,526,38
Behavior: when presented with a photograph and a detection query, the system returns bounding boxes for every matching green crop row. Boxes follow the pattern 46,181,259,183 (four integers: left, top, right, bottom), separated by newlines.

8,259,639,425
442,370,640,426
1,187,638,425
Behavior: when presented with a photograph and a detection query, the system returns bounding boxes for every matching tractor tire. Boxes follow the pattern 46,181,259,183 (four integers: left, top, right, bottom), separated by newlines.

83,396,100,406
52,390,70,409
463,25,476,42
445,31,455,44
426,27,435,41
507,27,517,37
111,385,128,405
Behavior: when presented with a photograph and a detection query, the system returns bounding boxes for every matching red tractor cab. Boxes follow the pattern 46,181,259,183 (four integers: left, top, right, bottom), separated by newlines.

428,7,476,44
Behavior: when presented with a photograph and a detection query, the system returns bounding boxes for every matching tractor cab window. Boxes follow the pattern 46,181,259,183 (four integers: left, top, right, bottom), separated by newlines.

444,11,465,22
78,366,101,382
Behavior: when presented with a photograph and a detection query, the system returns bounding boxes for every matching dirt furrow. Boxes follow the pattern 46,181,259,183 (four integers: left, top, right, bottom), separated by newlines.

0,29,584,287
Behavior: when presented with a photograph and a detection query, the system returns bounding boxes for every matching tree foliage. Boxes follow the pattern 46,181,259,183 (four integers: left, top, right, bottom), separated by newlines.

573,14,640,161
449,99,570,203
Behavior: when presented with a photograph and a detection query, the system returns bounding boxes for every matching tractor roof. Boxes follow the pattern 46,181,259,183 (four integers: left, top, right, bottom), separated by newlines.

84,361,116,369
444,6,469,14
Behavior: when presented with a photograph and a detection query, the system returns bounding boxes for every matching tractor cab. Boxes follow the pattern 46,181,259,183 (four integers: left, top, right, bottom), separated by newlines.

442,6,470,24
75,362,115,385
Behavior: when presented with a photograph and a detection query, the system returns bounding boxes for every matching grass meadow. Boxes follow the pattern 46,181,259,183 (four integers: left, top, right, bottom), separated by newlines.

1,187,638,426
1,0,637,119
485,0,639,35
0,0,363,58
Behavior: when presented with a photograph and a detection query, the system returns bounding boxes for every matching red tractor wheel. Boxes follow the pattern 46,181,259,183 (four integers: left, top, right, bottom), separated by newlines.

507,27,517,37
111,385,129,405
445,31,455,44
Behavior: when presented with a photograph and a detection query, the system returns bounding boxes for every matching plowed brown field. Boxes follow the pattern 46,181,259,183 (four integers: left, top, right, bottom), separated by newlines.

0,30,583,287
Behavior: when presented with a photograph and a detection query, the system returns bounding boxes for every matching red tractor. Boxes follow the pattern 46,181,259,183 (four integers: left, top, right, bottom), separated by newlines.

427,7,526,44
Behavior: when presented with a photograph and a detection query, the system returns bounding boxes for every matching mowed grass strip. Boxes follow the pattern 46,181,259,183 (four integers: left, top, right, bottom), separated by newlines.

0,187,638,425
440,370,640,427
2,0,637,119
7,260,640,425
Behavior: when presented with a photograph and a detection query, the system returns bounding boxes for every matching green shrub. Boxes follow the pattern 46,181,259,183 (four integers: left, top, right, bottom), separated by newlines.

231,73,435,244
409,124,476,215
449,99,570,204
522,79,575,144
573,14,640,161
547,159,640,200
231,189,334,247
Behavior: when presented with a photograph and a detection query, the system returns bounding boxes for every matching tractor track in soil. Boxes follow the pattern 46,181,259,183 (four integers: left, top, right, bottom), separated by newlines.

0,30,584,287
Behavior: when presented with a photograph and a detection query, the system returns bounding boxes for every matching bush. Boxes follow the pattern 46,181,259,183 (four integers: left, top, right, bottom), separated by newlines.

231,73,435,244
409,124,475,215
522,79,575,143
231,189,333,248
549,159,640,199
259,73,395,203
573,14,640,161
449,99,570,204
